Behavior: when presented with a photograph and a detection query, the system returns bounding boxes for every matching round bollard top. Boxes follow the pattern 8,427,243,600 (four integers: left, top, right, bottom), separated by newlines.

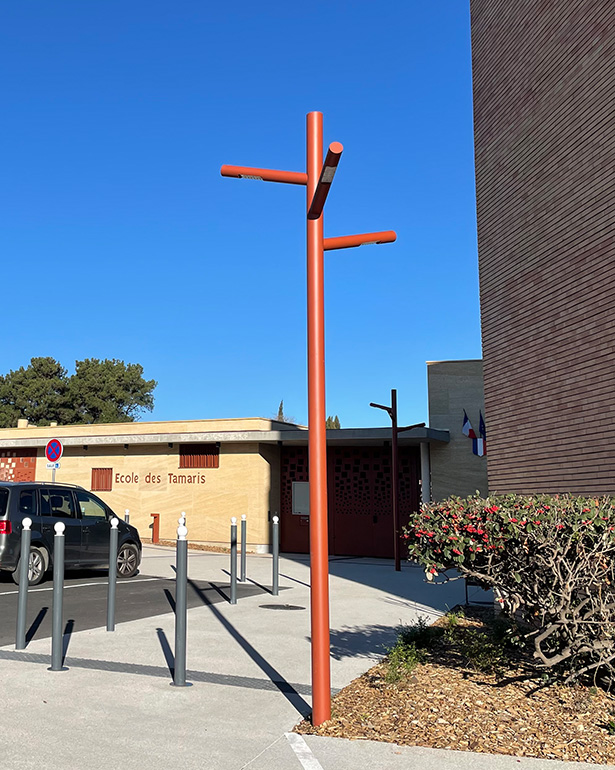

272,515,279,523
177,525,188,541
178,516,185,525
125,508,130,514
231,516,237,525
110,517,119,529
241,514,246,520
22,517,32,530
54,521,66,535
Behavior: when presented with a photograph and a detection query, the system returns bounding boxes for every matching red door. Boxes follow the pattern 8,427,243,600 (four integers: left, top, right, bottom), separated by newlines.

279,445,420,558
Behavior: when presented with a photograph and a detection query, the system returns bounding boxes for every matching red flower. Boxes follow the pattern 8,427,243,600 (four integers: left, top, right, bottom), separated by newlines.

509,518,518,523
534,521,541,525
452,548,461,555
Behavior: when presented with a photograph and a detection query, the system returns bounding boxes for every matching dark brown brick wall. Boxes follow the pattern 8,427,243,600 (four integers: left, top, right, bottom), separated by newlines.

471,0,615,493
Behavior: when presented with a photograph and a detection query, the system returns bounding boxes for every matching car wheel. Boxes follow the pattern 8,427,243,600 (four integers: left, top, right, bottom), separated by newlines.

116,543,139,578
12,546,48,586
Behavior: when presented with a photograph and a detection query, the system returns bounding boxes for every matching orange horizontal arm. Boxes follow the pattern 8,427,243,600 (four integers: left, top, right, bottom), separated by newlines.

323,230,397,251
220,165,307,186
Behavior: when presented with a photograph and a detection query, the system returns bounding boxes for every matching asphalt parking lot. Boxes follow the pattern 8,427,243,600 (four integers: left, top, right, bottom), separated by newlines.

0,569,268,648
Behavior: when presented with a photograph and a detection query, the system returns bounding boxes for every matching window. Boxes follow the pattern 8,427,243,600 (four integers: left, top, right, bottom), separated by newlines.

179,443,219,469
91,468,113,491
0,489,7,517
40,489,75,518
19,490,37,516
76,490,107,519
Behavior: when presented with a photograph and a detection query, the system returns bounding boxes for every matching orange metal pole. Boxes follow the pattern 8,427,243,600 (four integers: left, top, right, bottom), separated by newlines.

307,110,331,726
220,165,307,186
323,230,397,251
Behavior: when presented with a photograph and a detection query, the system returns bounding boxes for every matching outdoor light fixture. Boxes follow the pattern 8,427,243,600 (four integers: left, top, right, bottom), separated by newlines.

221,112,397,727
371,390,425,572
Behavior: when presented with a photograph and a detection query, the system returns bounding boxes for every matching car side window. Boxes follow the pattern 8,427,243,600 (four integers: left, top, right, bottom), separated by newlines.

19,490,38,517
40,489,76,519
76,491,107,520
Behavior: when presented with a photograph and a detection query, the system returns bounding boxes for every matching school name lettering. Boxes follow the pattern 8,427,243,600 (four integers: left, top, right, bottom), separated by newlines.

114,472,207,485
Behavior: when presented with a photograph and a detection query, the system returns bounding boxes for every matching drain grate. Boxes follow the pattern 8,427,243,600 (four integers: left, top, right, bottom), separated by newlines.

259,604,306,611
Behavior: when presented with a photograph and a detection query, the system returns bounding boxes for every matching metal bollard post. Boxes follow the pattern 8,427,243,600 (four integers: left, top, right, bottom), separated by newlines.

172,522,191,687
272,515,280,596
49,521,67,671
15,517,32,650
107,518,119,632
230,517,237,605
240,514,247,582
124,509,130,524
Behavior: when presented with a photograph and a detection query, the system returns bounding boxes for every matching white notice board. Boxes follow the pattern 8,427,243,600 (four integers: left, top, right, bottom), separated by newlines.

292,481,310,515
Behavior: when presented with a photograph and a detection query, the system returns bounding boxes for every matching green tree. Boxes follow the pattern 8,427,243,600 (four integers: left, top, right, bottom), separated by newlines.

326,415,341,429
274,400,296,424
0,357,156,427
68,359,157,424
0,357,71,428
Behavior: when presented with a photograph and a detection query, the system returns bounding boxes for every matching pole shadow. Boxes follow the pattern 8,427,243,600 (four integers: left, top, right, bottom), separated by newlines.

163,588,176,613
156,627,175,678
62,619,75,665
187,577,311,718
25,607,48,645
220,568,273,596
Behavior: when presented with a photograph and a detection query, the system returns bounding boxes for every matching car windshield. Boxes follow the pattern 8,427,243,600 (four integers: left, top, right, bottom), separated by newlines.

0,489,8,517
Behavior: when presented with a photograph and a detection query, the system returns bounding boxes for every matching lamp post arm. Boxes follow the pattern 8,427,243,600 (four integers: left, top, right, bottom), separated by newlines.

324,230,397,251
220,165,308,186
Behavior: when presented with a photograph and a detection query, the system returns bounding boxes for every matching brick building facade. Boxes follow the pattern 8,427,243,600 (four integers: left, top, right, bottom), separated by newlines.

471,0,615,493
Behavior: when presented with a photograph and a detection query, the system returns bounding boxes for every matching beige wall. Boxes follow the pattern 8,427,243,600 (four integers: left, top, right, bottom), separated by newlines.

428,360,488,500
32,441,279,551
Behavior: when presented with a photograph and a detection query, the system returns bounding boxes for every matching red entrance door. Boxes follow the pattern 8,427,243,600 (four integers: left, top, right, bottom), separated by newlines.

280,445,420,558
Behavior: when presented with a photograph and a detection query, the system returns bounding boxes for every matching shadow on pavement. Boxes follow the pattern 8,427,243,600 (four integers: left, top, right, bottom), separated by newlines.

187,577,312,718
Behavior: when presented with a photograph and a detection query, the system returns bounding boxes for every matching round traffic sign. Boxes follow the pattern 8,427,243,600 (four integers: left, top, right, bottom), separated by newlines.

45,439,63,463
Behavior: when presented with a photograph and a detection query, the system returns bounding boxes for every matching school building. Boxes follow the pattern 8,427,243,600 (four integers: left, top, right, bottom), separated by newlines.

0,360,487,557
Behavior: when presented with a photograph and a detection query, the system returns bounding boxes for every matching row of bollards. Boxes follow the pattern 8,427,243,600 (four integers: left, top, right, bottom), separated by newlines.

228,514,279,601
14,509,280,684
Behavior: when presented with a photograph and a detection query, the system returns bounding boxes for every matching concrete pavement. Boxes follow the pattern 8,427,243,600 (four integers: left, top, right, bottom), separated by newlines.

0,544,611,770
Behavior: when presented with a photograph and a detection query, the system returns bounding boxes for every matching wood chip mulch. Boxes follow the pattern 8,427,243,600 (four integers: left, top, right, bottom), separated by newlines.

155,539,232,554
295,608,615,765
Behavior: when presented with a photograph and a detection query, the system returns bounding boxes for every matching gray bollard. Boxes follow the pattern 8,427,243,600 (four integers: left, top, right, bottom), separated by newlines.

49,521,68,672
107,518,119,632
230,517,237,605
172,522,191,687
240,514,247,582
124,509,130,524
272,515,280,596
15,517,33,650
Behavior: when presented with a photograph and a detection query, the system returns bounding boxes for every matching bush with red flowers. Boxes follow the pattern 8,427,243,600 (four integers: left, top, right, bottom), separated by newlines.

405,494,615,684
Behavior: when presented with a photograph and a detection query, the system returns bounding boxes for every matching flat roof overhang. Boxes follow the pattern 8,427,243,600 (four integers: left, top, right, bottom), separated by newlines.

0,426,448,450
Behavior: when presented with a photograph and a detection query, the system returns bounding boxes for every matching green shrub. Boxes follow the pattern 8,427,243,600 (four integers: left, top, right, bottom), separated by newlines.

405,494,615,685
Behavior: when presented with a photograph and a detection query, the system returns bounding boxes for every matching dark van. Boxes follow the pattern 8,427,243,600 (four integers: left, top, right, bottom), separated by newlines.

0,482,142,585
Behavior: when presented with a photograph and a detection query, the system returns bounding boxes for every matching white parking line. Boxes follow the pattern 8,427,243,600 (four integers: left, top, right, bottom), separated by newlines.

285,734,325,770
0,577,164,596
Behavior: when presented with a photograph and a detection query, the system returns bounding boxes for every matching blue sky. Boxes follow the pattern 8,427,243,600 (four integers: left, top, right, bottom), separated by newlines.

0,1,480,428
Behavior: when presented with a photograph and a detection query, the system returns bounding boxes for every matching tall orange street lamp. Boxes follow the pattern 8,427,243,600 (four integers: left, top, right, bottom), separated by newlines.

370,389,425,571
221,111,397,726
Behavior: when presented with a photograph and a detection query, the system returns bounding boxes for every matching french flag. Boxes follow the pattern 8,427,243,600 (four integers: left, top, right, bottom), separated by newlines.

473,411,487,457
462,410,476,439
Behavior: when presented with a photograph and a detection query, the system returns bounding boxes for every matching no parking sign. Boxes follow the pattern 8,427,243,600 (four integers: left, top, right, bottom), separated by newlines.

46,439,63,480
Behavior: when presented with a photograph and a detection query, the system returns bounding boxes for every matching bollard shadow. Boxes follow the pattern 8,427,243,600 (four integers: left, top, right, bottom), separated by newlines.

220,568,272,596
25,607,48,645
156,627,175,678
187,577,312,718
163,588,176,613
62,619,75,665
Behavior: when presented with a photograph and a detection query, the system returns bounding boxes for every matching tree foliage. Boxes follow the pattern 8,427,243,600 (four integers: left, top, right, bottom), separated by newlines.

0,357,157,427
405,494,615,685
326,415,341,429
274,400,296,424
